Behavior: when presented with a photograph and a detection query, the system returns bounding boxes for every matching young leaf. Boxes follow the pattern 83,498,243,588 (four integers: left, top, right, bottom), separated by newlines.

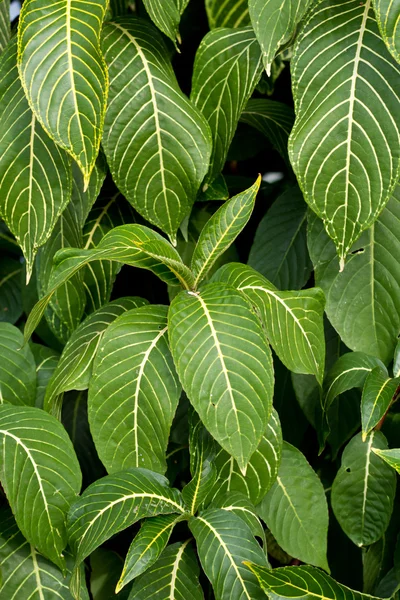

89,305,181,474
205,0,250,28
44,298,146,417
101,18,211,242
372,0,400,63
213,263,326,383
31,344,59,409
67,468,186,569
0,405,82,572
258,442,329,571
191,177,260,287
128,541,204,600
117,514,183,591
191,27,263,183
248,187,312,290
189,508,269,600
290,0,400,267
0,257,23,324
331,432,397,547
308,188,400,364
168,282,274,471
361,368,399,440
373,448,400,474
18,0,108,183
249,0,313,74
0,38,72,278
0,323,36,406
142,0,189,44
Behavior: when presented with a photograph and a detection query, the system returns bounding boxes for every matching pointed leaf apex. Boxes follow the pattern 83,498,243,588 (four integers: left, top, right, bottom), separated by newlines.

339,256,345,272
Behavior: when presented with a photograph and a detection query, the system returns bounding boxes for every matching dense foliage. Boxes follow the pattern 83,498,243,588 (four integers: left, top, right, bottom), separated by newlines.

0,0,400,598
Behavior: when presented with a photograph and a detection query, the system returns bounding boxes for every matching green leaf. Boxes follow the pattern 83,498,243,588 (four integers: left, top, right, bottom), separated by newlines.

191,27,263,184
89,305,181,474
128,541,204,600
101,17,211,242
90,548,129,600
361,368,399,440
168,282,274,471
394,340,400,377
246,564,377,600
0,405,82,572
72,155,108,230
0,257,23,324
205,0,250,28
372,0,400,64
31,343,59,409
67,468,186,570
18,0,108,183
189,507,269,600
0,323,36,406
290,0,400,266
0,38,72,278
191,177,260,288
210,491,266,544
372,447,400,474
209,408,282,506
117,514,183,591
197,174,229,203
308,188,400,364
248,187,312,290
44,298,146,418
213,263,325,383
142,0,189,43
240,99,295,165
258,442,329,571
331,431,397,547
0,0,10,53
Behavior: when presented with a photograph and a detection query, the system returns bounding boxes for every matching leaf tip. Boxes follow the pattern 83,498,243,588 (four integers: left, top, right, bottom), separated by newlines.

339,256,345,272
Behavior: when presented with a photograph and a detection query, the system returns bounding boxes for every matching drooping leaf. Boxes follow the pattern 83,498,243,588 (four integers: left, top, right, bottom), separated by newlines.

168,282,274,471
0,405,82,571
372,0,400,64
0,322,36,406
205,0,250,28
128,541,204,600
18,0,108,183
258,442,329,571
0,0,10,52
191,27,263,184
213,263,325,383
361,368,399,440
101,17,211,242
44,297,146,418
373,447,400,474
0,257,22,324
191,177,260,288
89,305,181,474
308,189,400,364
290,0,400,266
117,514,183,591
248,187,312,290
142,0,189,43
331,432,397,547
190,508,269,600
0,38,72,278
31,343,59,409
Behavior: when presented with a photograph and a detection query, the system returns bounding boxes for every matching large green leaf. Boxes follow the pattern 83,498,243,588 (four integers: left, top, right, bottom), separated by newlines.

191,27,263,183
89,305,181,474
128,541,204,600
0,405,81,572
258,442,329,571
0,257,23,324
67,469,186,570
0,323,36,406
290,0,400,267
373,448,400,474
361,368,399,440
331,431,397,547
0,0,10,52
208,408,282,506
168,282,274,471
373,0,400,63
0,38,72,278
205,0,250,28
191,177,260,288
18,0,108,183
44,298,146,418
101,18,211,242
248,187,312,290
189,508,268,600
142,0,189,43
308,189,400,364
213,263,325,383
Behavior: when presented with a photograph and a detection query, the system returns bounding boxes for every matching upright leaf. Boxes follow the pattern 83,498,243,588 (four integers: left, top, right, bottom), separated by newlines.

373,0,400,63
373,448,400,474
290,0,400,266
361,368,399,440
331,432,397,547
102,18,211,242
0,38,72,277
18,0,108,182
0,323,36,406
0,405,82,571
206,0,250,28
168,282,274,471
191,27,263,183
89,305,181,474
0,0,10,52
190,508,269,600
142,0,189,43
